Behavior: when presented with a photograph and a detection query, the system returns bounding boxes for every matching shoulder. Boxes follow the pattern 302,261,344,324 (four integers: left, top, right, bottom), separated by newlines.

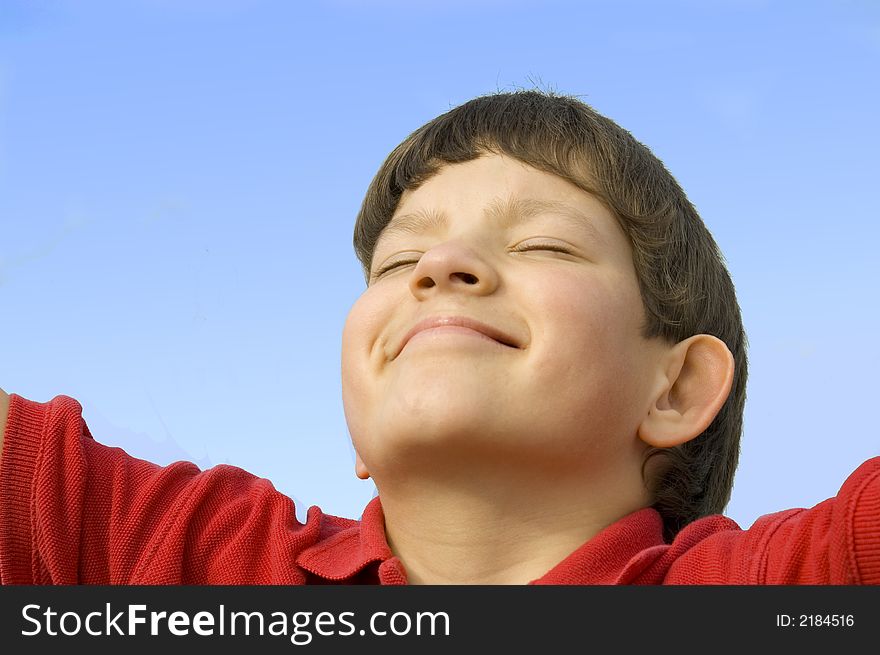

838,456,880,496
670,457,880,584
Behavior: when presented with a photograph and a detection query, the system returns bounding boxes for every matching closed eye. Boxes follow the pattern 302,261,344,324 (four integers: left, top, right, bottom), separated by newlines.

372,257,421,280
511,242,575,255
372,241,578,281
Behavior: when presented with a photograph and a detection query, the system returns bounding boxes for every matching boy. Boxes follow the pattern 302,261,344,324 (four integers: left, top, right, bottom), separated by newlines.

0,90,877,584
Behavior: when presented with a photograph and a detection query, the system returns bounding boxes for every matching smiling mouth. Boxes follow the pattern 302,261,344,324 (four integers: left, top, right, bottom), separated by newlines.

395,316,521,359
407,325,511,349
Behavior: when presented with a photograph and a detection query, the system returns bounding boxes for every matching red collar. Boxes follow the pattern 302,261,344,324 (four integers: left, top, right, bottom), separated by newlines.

296,496,668,584
295,497,408,584
530,508,666,584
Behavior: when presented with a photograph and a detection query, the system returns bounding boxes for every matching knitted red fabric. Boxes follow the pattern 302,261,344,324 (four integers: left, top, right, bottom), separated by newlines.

2,394,878,585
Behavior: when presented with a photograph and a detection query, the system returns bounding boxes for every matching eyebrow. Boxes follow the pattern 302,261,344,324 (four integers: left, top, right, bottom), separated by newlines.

377,196,607,247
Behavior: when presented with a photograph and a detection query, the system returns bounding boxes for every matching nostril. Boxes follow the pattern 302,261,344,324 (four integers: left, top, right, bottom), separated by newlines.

455,272,479,285
417,277,436,289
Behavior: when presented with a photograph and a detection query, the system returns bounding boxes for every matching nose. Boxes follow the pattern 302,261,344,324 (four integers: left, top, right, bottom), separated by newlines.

408,240,499,299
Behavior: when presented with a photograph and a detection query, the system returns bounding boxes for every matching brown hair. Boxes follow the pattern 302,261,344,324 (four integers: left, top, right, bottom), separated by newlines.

352,89,748,541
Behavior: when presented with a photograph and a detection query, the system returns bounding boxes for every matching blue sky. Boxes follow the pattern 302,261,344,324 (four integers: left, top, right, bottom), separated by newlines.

1,0,878,529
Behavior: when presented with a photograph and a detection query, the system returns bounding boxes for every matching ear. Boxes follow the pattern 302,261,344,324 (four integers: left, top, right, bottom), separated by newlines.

638,334,735,449
355,451,371,480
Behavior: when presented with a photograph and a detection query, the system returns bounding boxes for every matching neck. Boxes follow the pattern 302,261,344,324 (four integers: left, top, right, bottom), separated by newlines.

376,463,649,585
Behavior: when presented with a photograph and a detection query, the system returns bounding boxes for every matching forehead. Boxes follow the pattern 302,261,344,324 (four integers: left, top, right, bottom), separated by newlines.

378,155,624,248
381,196,609,249
398,154,588,209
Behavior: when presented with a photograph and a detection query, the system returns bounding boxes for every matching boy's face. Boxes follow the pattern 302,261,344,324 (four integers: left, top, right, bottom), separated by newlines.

342,153,668,483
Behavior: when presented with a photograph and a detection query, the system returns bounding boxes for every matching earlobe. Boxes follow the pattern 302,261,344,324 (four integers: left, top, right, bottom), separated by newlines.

355,452,371,480
638,334,735,449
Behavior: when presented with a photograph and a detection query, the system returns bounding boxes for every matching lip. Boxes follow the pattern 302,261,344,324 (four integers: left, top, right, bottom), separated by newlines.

395,315,521,358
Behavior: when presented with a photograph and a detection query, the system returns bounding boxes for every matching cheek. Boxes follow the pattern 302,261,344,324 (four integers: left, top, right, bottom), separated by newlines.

342,286,390,366
520,273,651,451
527,272,647,387
538,270,640,337
341,288,392,439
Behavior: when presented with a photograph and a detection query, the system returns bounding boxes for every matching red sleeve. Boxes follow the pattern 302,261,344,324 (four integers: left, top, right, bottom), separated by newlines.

0,393,325,584
665,456,880,584
753,456,880,584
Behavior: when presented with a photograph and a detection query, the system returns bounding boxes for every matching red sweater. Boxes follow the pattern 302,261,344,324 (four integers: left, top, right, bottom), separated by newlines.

1,393,878,585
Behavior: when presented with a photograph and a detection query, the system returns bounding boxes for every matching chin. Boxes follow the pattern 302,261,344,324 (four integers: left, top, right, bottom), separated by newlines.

394,364,503,407
372,392,495,454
